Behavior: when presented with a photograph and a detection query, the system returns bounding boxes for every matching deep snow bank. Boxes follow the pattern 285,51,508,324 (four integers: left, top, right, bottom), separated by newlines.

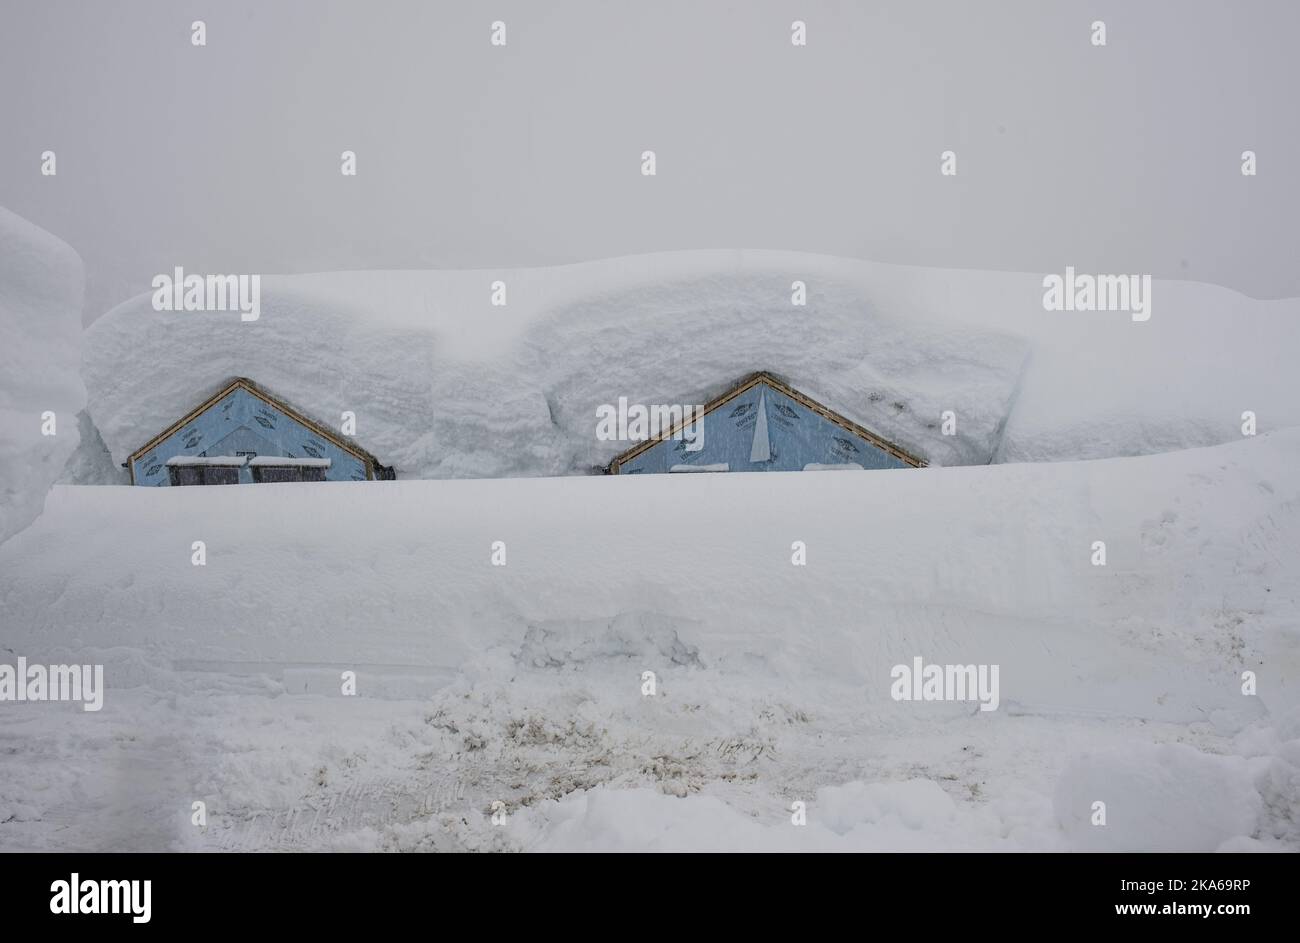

0,207,85,543
83,250,1300,481
2,431,1297,851
4,430,1296,723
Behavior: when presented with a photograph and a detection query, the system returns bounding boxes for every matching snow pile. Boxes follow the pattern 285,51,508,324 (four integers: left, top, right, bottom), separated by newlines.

5,430,1294,692
516,613,703,670
80,251,1300,482
1,431,1296,850
511,781,989,852
1054,744,1263,852
58,410,129,486
81,254,1030,478
0,206,85,543
510,716,1300,852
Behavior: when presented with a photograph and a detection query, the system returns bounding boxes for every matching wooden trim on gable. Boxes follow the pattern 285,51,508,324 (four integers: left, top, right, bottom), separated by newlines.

127,377,382,482
607,371,927,473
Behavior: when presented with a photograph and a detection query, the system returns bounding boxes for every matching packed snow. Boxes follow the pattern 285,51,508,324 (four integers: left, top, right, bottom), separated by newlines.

5,239,1299,852
0,207,85,543
165,455,248,467
1,430,1296,851
79,251,1300,483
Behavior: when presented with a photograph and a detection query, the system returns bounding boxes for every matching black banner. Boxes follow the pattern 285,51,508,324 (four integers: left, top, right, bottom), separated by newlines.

1,852,1285,930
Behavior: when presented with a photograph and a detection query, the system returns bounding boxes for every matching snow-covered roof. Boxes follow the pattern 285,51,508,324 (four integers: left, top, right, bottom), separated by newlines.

609,370,926,474
82,250,1300,479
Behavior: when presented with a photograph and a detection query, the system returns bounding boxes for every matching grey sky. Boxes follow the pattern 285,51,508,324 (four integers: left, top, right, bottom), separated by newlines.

1,0,1296,323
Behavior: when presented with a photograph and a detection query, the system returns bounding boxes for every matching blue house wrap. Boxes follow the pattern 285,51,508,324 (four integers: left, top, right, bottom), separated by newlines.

609,373,924,475
128,378,387,485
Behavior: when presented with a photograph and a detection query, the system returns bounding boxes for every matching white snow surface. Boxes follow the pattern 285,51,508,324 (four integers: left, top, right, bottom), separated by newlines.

166,455,247,467
670,463,728,473
0,207,85,543
247,457,331,468
81,251,1300,480
1,431,1297,851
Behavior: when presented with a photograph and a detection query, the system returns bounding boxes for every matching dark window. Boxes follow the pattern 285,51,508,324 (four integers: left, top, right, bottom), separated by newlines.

168,464,240,485
169,465,204,487
251,462,328,483
204,466,240,485
253,465,302,484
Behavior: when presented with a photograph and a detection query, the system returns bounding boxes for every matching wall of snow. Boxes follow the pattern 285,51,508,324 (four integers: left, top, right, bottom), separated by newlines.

4,430,1297,716
2,431,1297,850
58,411,130,486
0,206,86,543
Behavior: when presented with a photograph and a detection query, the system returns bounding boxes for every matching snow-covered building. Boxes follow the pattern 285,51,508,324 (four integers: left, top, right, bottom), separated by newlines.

608,372,926,474
126,378,393,485
77,250,1300,483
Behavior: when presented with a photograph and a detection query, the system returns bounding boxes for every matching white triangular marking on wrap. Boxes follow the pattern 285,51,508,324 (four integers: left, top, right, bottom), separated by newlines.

750,387,771,463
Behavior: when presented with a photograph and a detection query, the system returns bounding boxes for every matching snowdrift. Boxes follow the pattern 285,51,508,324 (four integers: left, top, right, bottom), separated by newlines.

0,207,85,543
6,430,1296,706
81,251,1300,481
2,432,1297,850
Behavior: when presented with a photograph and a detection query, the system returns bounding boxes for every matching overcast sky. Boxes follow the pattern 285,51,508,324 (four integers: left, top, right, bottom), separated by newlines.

2,0,1297,322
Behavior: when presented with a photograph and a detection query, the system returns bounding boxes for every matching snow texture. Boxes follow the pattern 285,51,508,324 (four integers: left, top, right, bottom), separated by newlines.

9,240,1300,851
81,251,1300,483
247,457,331,468
0,206,85,544
1,430,1297,850
166,455,247,467
670,463,728,473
